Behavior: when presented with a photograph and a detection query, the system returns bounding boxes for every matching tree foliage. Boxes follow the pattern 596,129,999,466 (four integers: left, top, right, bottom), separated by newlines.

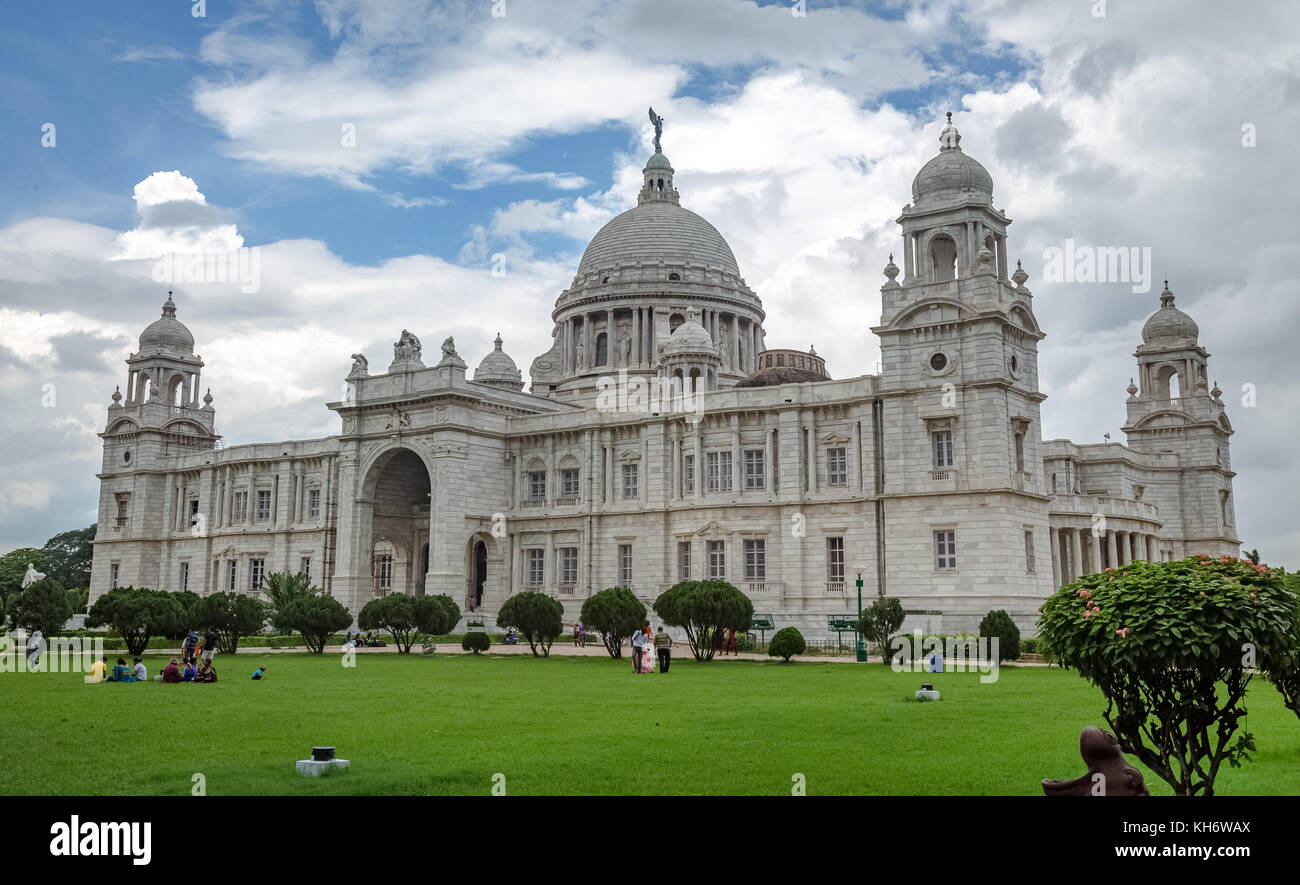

857,597,905,665
768,626,806,662
40,525,96,590
653,580,753,662
195,592,270,654
580,587,645,658
359,593,461,653
462,631,491,654
261,571,320,621
0,548,45,616
10,578,72,636
1037,555,1298,796
497,591,564,657
162,590,203,639
86,587,185,657
978,609,1021,662
278,594,352,654
1264,570,1300,721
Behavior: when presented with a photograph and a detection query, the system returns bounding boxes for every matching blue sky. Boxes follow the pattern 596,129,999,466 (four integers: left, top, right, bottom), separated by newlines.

1,0,1297,567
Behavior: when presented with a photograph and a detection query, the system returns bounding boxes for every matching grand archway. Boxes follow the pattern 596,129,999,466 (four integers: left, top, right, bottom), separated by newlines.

359,447,431,598
464,532,504,613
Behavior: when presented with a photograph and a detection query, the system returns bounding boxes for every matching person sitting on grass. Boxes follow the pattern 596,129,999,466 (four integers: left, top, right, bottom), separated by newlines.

194,660,217,683
108,658,133,682
161,658,183,683
89,656,107,683
251,665,268,680
182,660,197,682
131,656,147,682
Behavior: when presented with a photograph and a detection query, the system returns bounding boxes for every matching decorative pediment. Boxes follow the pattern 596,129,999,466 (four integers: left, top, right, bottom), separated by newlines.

821,432,852,445
695,520,724,536
920,414,959,431
619,449,642,462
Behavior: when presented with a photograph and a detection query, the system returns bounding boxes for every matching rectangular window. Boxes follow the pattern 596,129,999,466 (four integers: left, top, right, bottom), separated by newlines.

560,468,580,500
743,539,766,581
180,561,190,592
1014,433,1025,473
618,544,633,588
232,491,248,522
188,499,200,527
827,447,848,487
249,558,265,590
932,431,953,469
227,560,238,591
300,556,312,580
110,563,120,589
1024,530,1035,573
559,547,578,586
621,463,639,499
256,490,271,521
526,549,544,586
744,449,764,490
308,489,321,519
375,555,393,591
677,540,691,581
528,470,546,501
683,454,695,494
706,452,732,491
707,540,726,579
827,537,845,584
934,530,956,570
115,495,129,526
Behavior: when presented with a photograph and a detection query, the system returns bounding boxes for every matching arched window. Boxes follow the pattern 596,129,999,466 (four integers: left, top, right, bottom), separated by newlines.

1155,365,1180,400
170,376,186,406
669,313,684,332
595,332,609,366
657,178,664,190
140,375,153,401
930,234,957,282
668,272,680,281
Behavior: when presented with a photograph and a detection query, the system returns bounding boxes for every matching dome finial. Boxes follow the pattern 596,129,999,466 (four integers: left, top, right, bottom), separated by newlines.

494,332,504,351
162,289,177,317
649,106,665,154
1160,280,1175,307
940,111,962,151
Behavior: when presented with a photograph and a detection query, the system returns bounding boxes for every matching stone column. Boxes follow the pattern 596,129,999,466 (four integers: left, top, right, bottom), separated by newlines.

996,234,1008,281
583,314,592,370
1088,530,1101,574
605,309,614,367
246,468,255,526
693,426,703,502
1071,528,1084,579
1130,532,1141,562
1106,531,1118,570
544,533,554,595
223,467,233,527
730,415,741,494
807,415,818,493
1146,533,1157,562
671,435,681,501
903,233,914,280
1050,528,1062,588
605,438,614,505
1116,531,1127,566
763,423,772,494
632,308,641,366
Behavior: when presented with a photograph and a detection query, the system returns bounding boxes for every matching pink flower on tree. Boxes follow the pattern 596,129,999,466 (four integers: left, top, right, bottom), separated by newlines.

1116,628,1129,639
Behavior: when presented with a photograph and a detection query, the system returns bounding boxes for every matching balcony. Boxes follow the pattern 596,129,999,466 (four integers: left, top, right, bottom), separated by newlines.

521,500,545,509
825,582,846,594
929,469,953,481
554,496,578,507
557,582,578,596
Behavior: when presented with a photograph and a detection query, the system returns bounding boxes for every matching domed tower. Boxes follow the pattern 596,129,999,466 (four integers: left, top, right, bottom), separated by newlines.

473,333,525,391
657,311,722,393
93,293,219,599
1122,282,1238,556
529,110,766,401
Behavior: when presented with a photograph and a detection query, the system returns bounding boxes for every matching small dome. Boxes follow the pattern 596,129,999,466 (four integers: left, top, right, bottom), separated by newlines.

911,114,993,204
661,320,717,358
139,295,195,353
473,333,524,389
1141,284,1199,346
645,152,672,169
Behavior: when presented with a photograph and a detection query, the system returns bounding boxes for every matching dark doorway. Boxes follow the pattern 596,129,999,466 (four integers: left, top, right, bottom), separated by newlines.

473,541,487,609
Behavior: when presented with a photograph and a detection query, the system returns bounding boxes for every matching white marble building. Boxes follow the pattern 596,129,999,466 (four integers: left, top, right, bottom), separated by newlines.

88,115,1240,636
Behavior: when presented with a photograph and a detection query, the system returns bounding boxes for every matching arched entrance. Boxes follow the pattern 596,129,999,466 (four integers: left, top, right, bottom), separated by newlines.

473,541,487,609
464,533,504,613
359,447,431,599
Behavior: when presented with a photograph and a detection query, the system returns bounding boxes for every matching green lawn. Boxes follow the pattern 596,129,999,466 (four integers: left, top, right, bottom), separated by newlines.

2,652,1297,795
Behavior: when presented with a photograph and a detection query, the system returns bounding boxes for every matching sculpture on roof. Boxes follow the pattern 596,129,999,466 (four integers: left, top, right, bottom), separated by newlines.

393,329,422,363
648,106,664,153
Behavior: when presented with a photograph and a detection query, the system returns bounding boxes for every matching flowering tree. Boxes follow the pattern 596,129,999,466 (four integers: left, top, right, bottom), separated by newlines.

1038,555,1297,796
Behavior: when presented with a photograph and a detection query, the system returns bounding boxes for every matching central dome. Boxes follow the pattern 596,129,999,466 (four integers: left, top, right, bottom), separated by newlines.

578,201,741,277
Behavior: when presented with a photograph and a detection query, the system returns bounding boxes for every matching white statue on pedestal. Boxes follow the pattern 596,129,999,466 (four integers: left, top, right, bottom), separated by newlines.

22,563,47,589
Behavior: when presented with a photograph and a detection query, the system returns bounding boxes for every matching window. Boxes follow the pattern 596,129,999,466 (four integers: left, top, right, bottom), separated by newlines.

528,470,546,502
300,556,312,580
560,468,580,500
526,549,544,586
595,332,609,366
109,563,120,589
618,544,633,587
934,530,956,570
1051,472,1057,493
743,539,766,581
1024,530,1035,573
256,490,271,521
827,447,847,487
250,558,265,590
375,554,393,591
115,494,129,526
706,451,732,491
232,491,248,522
930,352,948,371
559,547,578,586
677,541,691,581
1014,432,1025,473
707,540,726,579
188,499,200,524
932,431,953,469
227,560,238,591
744,449,764,490
180,561,189,592
682,454,695,494
622,463,639,499
308,489,321,519
827,537,845,584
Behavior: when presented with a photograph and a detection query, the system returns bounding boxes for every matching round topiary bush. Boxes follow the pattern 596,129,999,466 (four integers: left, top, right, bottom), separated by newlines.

768,626,806,662
462,631,491,654
978,609,1021,662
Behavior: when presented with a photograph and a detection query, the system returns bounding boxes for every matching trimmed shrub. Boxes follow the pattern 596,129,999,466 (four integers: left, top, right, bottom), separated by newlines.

857,597,905,666
497,591,565,657
462,631,491,654
359,594,456,653
768,627,806,662
195,592,269,654
580,587,645,658
653,580,753,663
278,594,352,654
1038,555,1298,796
978,609,1021,662
87,587,185,657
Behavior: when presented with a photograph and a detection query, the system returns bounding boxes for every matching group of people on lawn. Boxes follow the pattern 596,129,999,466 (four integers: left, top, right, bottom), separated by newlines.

630,623,674,674
85,629,267,683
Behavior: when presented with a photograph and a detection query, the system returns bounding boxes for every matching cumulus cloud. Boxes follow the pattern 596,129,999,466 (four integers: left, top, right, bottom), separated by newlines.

115,171,243,259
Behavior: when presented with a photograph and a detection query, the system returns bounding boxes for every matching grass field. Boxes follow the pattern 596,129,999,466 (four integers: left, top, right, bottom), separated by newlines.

2,652,1297,795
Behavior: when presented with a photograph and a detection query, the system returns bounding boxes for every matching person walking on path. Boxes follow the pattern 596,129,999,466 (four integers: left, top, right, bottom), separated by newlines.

726,628,737,656
654,627,672,673
201,631,217,663
631,622,648,674
182,631,199,666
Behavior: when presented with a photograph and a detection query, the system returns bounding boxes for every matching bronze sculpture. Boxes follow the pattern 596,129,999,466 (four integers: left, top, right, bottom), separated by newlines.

1042,726,1149,796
